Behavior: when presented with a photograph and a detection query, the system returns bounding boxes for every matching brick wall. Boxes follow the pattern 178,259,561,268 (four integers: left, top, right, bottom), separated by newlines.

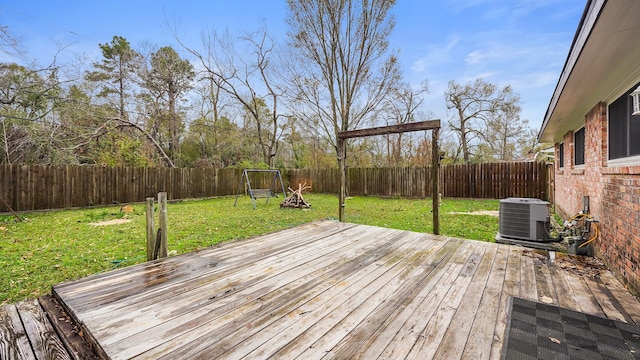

554,102,640,295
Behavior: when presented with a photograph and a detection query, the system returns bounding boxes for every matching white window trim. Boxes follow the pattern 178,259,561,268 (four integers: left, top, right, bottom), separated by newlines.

607,154,640,167
606,81,640,165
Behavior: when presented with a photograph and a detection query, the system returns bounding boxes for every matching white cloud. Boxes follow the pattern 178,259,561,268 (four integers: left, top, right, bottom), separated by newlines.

464,50,483,65
410,35,459,73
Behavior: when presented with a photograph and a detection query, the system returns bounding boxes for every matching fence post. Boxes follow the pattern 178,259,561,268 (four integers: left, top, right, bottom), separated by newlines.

145,192,168,261
145,197,155,261
158,192,168,259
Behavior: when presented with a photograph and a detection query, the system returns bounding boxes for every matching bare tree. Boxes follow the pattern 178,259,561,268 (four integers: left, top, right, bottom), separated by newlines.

445,78,519,163
479,100,535,161
179,27,286,167
285,0,400,151
381,81,428,165
0,26,20,57
0,63,61,164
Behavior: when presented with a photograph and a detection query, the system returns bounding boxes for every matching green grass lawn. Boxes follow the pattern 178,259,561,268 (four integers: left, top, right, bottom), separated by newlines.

0,194,498,304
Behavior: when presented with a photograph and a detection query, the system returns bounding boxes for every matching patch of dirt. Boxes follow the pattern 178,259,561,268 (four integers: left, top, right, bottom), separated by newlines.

89,219,132,226
448,210,499,217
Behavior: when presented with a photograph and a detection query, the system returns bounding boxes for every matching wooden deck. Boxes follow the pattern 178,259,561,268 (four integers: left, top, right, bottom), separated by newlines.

46,220,640,359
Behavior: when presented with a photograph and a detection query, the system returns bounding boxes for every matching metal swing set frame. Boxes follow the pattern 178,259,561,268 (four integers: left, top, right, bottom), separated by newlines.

233,169,287,209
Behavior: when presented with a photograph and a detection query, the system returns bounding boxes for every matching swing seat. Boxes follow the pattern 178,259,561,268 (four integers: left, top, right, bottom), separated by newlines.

250,188,276,199
234,169,287,209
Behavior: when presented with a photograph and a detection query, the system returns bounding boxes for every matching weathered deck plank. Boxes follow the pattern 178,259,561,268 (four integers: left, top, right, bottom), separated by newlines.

431,244,497,359
91,224,383,346
0,303,36,360
106,227,394,358
533,254,558,305
406,243,490,359
48,220,640,360
289,239,469,360
0,298,77,360
519,250,538,301
559,268,604,317
320,239,473,360
460,244,510,359
15,299,71,360
584,275,630,322
599,270,640,324
230,233,451,360
129,228,420,359
58,222,360,312
488,246,523,360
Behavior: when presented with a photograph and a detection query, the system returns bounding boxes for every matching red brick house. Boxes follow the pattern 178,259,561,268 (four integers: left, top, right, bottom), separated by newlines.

538,0,640,294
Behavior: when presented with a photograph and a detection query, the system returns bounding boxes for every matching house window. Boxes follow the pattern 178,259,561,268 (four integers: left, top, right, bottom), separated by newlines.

609,81,640,160
574,128,585,166
558,143,564,168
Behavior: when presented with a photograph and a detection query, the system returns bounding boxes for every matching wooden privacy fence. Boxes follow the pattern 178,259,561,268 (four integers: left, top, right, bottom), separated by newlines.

1,162,549,212
0,166,242,212
287,161,549,200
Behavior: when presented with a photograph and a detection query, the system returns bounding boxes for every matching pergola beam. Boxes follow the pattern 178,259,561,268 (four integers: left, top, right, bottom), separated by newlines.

338,120,441,140
337,119,441,235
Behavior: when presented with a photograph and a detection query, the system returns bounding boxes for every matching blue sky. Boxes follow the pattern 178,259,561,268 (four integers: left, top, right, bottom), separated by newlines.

0,0,584,131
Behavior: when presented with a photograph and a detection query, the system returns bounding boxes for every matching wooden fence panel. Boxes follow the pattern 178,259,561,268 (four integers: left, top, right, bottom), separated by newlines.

0,166,231,212
0,162,549,212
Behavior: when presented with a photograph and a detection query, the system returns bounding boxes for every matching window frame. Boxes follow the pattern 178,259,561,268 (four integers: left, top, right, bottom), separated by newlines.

558,142,564,168
574,127,585,166
608,81,640,163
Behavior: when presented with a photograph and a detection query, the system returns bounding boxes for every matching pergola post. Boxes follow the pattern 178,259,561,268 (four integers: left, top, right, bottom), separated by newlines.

432,128,440,235
338,138,346,222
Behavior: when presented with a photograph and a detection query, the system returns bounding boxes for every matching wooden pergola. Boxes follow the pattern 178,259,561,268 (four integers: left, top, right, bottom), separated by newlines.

337,120,441,234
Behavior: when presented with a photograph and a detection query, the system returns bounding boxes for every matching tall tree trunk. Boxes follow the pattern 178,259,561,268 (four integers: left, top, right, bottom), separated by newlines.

169,84,179,163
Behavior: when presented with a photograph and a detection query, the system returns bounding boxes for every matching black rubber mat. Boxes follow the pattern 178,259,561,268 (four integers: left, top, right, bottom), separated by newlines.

503,297,640,359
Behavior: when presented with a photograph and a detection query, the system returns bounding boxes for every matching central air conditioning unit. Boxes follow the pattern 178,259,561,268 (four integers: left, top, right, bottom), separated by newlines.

497,198,551,242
